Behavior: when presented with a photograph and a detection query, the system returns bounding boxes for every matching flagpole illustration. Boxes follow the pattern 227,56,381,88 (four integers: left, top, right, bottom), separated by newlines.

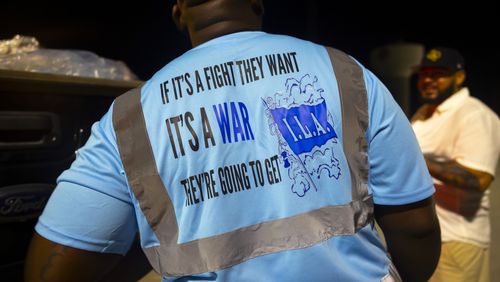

262,98,318,195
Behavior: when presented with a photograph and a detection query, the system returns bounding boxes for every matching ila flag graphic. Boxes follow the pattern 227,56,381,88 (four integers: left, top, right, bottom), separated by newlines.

270,101,337,155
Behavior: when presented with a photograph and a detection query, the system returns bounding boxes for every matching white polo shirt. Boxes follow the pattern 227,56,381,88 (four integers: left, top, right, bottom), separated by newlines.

412,87,500,248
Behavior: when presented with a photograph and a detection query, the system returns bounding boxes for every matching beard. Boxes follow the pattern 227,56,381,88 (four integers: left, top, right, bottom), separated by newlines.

420,83,457,105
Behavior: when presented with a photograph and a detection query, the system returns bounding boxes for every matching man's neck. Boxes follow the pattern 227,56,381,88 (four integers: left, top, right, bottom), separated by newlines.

179,0,262,47
189,22,259,47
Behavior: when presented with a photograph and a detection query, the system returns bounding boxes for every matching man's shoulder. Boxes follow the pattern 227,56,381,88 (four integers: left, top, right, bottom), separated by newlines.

458,95,498,121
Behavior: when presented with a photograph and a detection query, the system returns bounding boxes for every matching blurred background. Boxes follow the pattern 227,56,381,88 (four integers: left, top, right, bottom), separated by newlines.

1,0,498,114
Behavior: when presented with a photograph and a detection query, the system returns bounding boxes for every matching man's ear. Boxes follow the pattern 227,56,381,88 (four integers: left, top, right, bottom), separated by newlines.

250,0,264,17
172,3,186,32
455,70,466,87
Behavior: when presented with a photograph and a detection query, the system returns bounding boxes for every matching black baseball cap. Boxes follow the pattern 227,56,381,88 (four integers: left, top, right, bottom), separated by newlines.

418,47,465,71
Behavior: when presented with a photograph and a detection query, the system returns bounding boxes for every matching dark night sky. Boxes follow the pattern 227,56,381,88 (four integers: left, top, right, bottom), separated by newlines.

1,0,498,113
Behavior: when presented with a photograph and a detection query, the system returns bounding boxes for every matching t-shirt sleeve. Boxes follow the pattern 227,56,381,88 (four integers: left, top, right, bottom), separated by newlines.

35,105,137,254
363,68,435,205
454,109,500,175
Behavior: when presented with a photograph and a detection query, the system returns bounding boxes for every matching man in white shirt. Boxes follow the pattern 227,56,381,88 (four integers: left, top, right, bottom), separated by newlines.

412,47,500,282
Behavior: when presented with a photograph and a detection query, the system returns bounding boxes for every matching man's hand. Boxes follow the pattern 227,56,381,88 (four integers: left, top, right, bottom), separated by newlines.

433,183,483,217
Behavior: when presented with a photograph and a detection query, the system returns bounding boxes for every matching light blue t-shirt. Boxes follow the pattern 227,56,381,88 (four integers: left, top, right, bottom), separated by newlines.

36,31,434,281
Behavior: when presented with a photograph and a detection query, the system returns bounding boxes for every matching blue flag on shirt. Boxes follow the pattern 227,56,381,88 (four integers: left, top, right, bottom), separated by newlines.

270,101,337,155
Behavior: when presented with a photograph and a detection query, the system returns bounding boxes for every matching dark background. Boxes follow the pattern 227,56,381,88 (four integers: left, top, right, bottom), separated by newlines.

1,0,498,114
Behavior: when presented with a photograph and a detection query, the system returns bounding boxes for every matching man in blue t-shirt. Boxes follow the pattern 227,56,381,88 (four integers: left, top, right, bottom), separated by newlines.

25,1,440,281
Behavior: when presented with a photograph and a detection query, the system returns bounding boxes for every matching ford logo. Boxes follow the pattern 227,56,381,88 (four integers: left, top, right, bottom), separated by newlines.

0,183,54,223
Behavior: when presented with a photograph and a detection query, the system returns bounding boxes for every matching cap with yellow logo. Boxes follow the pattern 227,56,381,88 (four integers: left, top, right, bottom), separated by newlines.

419,47,465,71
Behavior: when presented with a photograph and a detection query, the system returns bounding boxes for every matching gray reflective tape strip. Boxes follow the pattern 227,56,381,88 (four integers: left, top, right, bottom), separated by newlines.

112,87,177,245
113,47,372,276
325,47,369,201
141,196,374,275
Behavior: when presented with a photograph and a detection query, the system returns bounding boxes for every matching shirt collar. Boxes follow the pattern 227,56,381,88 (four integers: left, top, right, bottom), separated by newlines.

190,31,266,51
436,87,469,113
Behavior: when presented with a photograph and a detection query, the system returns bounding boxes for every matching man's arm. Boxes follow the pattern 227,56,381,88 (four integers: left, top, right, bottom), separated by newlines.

374,196,441,282
24,232,122,282
425,154,493,192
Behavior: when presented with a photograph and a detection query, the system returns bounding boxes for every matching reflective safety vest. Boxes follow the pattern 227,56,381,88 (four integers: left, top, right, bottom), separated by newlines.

112,47,374,276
